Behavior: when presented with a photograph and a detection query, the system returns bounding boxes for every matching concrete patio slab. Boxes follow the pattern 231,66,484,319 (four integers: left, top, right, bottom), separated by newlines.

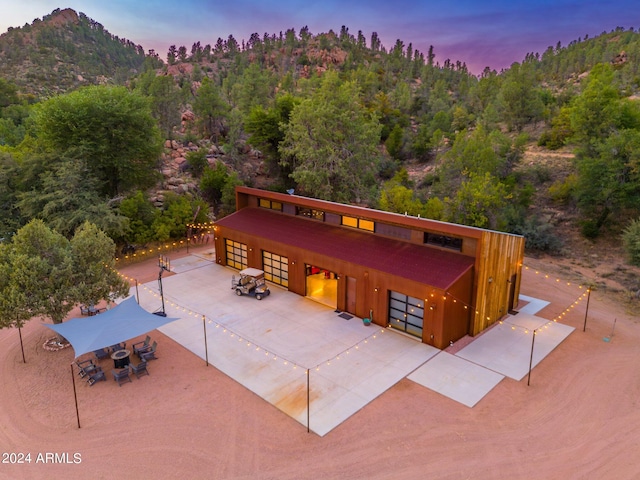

517,294,550,314
408,352,504,407
455,313,574,381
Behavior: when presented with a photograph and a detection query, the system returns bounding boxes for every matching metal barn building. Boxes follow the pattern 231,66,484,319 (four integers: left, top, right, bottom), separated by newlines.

213,187,525,349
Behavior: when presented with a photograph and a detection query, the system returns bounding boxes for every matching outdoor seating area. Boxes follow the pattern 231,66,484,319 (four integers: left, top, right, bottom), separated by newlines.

75,336,155,388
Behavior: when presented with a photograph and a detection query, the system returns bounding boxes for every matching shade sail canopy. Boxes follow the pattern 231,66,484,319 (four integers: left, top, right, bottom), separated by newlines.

45,297,178,358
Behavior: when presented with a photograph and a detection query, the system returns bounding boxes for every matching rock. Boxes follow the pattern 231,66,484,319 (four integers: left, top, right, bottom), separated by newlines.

181,110,195,122
167,177,185,186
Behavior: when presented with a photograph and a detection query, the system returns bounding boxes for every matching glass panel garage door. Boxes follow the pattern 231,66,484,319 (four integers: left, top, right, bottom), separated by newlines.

225,239,247,270
263,251,288,287
388,291,424,339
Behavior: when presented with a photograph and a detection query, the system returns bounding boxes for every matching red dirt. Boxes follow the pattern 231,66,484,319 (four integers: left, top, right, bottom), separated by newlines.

1,246,638,479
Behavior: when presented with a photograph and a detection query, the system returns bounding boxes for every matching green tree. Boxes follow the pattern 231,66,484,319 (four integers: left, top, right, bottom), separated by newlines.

444,172,510,229
569,64,640,236
569,64,620,156
220,171,244,217
3,220,75,325
0,220,128,328
31,85,163,197
245,94,299,174
151,193,208,241
70,221,129,307
385,124,404,160
147,74,182,139
234,63,274,114
0,152,22,238
575,129,640,236
200,162,230,205
118,191,156,244
0,244,35,330
16,156,128,238
497,62,545,131
280,72,382,203
118,190,158,244
192,77,229,141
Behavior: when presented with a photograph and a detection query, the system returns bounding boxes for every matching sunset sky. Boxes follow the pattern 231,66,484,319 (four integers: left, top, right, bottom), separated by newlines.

1,0,637,74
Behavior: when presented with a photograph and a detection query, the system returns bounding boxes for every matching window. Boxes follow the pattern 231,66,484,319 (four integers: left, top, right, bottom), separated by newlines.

262,251,288,287
225,239,247,270
259,198,282,211
296,207,324,221
342,216,374,232
388,291,424,338
424,233,463,251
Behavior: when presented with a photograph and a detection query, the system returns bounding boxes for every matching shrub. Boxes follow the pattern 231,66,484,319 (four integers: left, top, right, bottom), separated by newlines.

185,148,208,177
622,218,640,266
514,216,563,254
548,174,577,205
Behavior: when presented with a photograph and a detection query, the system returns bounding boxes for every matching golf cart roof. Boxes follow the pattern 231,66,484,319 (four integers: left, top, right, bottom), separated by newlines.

239,268,265,277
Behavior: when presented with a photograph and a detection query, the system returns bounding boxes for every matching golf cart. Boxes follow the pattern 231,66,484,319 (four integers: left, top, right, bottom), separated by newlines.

231,268,270,300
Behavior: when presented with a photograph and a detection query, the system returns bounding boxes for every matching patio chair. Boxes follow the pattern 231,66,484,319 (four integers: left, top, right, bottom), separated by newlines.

129,360,149,379
76,359,96,377
87,367,106,386
138,341,157,361
132,335,151,356
112,368,132,386
80,305,90,315
93,347,110,360
110,342,126,353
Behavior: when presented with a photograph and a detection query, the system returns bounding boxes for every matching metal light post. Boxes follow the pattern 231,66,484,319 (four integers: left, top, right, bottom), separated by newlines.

155,256,170,317
583,287,592,332
527,329,537,386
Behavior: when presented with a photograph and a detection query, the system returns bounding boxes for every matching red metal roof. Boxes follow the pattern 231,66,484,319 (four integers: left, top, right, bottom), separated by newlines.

215,208,475,290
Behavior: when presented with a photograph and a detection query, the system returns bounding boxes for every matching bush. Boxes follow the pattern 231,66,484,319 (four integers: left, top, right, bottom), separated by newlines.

622,218,640,266
514,216,563,253
185,148,209,177
580,219,601,239
548,174,577,205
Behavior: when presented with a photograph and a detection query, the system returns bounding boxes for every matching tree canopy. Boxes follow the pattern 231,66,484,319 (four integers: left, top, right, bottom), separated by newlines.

280,72,382,203
0,220,129,329
31,85,163,197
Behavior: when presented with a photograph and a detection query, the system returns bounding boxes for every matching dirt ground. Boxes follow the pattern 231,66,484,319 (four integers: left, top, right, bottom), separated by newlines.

1,245,639,480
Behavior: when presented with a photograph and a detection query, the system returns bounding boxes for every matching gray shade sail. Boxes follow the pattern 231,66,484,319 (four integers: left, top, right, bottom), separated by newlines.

45,297,178,358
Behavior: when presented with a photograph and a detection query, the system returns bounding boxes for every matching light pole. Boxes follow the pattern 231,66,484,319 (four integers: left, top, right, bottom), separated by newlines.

155,256,170,317
527,329,537,386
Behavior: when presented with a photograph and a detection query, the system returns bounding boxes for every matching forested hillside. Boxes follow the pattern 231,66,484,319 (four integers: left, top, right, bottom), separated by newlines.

0,8,152,97
0,9,639,294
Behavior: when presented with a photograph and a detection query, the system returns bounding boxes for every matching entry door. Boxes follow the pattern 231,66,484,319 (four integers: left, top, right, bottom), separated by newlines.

346,276,357,313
